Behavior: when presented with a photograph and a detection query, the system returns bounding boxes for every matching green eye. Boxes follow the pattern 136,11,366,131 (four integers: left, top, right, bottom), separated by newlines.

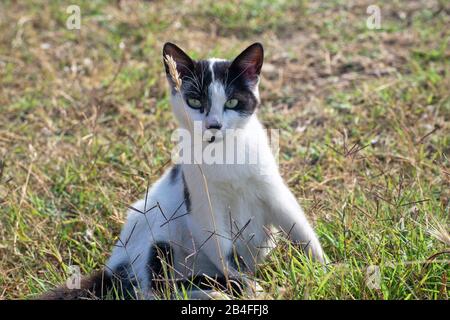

187,98,202,109
225,98,238,109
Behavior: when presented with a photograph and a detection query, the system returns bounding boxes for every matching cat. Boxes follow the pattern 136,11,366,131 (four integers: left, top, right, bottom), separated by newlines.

41,42,324,300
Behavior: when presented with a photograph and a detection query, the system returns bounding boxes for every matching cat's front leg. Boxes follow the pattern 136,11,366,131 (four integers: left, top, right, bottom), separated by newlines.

191,231,261,298
263,178,325,263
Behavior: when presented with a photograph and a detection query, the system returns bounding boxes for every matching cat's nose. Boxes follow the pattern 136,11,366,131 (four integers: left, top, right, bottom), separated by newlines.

206,121,222,130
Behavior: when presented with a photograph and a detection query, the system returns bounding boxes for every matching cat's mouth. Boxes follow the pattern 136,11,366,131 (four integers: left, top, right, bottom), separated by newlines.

207,135,223,143
204,130,223,143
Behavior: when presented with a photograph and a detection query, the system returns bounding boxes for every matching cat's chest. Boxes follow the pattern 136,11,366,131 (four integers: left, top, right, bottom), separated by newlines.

189,177,267,231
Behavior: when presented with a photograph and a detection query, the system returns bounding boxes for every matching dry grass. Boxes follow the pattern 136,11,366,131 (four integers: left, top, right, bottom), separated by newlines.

0,0,449,299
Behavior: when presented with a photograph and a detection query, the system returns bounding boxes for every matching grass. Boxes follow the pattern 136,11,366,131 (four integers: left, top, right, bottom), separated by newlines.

0,0,449,299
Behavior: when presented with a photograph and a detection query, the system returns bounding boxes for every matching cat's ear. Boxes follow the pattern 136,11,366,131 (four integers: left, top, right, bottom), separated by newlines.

163,42,195,83
229,43,264,86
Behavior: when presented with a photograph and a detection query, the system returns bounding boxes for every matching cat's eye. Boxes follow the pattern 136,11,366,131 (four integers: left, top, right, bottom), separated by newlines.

187,98,202,109
225,98,239,109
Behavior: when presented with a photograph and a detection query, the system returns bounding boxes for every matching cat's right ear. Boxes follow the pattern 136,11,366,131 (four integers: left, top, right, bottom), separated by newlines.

163,42,195,85
228,43,264,87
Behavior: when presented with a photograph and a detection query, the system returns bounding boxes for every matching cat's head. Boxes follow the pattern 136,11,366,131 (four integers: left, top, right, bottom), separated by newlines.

163,42,263,142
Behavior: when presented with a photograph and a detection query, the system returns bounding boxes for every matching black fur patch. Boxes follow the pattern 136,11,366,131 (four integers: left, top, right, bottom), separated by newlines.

148,242,174,292
182,173,191,214
169,164,180,184
181,60,212,114
146,242,244,296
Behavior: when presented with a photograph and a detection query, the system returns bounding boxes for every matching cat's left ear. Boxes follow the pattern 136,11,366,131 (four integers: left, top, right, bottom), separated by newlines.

229,43,264,86
163,42,195,84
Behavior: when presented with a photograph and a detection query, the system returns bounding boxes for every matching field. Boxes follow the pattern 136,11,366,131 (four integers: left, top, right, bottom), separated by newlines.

0,0,449,299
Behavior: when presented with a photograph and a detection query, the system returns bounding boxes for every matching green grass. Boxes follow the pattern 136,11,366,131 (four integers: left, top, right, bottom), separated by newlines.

0,0,448,299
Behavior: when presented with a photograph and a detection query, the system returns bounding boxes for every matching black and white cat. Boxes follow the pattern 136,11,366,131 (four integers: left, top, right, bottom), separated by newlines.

43,43,324,300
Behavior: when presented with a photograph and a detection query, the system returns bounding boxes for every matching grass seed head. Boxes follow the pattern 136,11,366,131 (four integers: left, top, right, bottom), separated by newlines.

164,54,182,92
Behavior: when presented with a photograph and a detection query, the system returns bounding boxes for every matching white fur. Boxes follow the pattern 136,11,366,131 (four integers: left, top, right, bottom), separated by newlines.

106,59,324,299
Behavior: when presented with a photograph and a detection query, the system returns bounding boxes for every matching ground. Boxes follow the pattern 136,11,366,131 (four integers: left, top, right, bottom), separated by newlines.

0,0,449,299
